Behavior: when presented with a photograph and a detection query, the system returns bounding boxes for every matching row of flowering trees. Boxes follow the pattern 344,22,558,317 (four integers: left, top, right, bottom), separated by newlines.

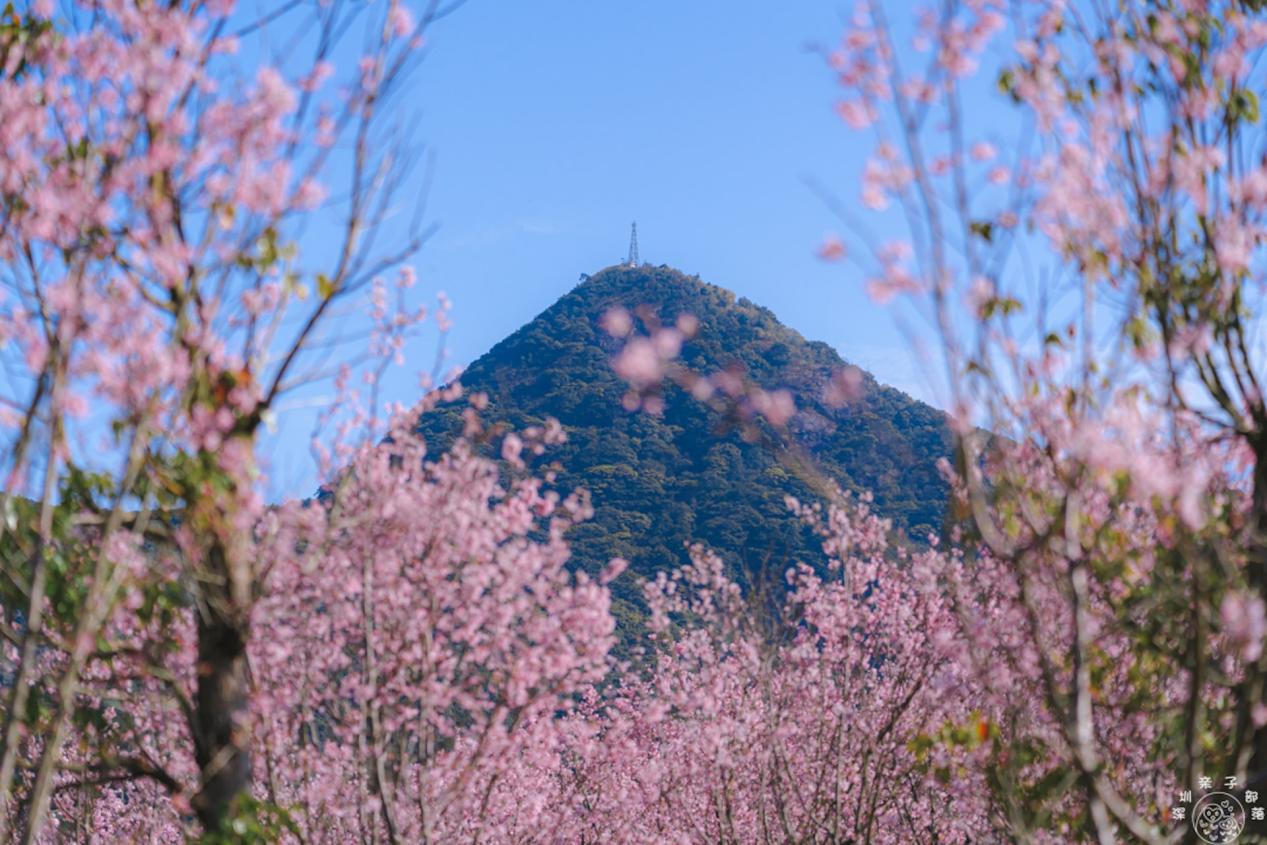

36,414,998,843
2,0,1265,841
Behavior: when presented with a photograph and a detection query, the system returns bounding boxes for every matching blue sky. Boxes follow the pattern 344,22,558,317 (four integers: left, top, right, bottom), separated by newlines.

261,0,950,494
410,1,930,389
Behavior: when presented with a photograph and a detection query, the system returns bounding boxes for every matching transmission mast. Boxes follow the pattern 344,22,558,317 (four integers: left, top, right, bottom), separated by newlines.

626,222,639,266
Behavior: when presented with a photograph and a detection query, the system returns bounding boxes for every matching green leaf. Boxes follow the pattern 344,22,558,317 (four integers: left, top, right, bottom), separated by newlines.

1228,88,1260,127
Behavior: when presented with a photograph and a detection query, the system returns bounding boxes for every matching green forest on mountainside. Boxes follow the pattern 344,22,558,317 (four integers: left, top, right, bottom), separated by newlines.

414,265,952,635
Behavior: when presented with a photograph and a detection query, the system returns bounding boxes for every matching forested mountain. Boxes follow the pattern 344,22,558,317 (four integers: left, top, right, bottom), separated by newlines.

415,264,952,629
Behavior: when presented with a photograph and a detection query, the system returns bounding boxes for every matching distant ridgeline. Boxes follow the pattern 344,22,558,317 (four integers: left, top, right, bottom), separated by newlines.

414,265,952,633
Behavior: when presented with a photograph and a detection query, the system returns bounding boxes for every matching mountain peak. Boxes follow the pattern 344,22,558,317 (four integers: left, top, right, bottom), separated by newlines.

416,264,951,631
582,262,702,289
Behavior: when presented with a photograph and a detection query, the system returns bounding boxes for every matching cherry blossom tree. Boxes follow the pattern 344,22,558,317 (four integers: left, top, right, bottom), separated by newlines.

544,492,996,845
40,395,622,843
248,411,620,844
0,0,447,837
820,0,1267,840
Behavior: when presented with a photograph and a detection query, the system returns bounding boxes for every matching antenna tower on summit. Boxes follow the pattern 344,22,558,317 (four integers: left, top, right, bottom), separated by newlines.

626,222,639,266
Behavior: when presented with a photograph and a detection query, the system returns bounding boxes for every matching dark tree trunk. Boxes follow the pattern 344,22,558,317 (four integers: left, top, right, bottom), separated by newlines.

187,503,256,834
1245,436,1267,789
192,613,253,833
